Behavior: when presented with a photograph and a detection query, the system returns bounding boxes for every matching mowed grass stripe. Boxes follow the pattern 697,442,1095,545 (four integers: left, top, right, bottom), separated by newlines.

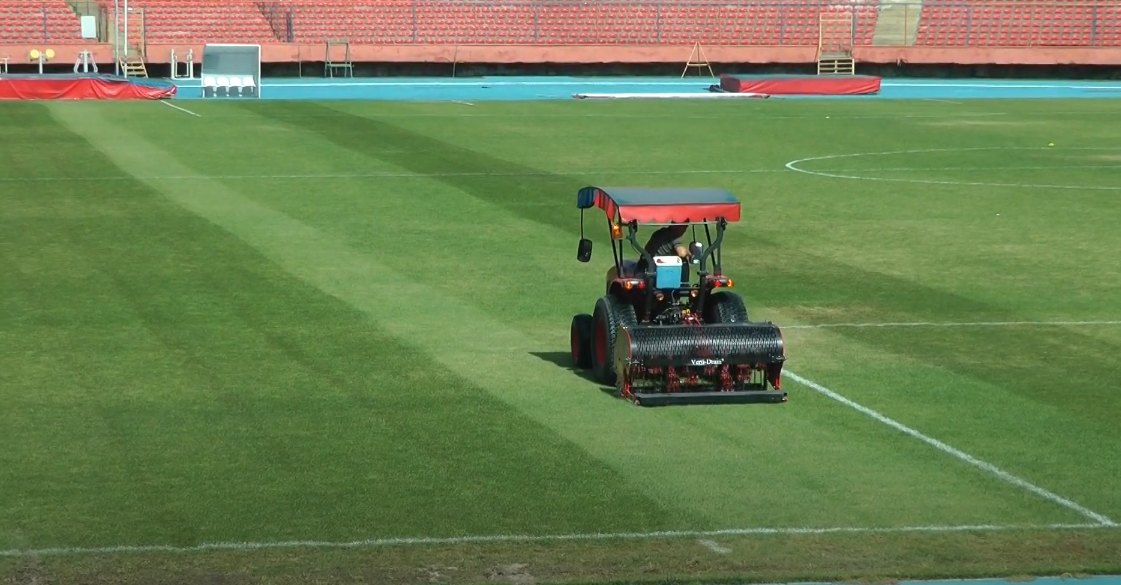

783,371,1113,526
312,100,1121,520
1,103,681,551
71,101,1098,529
1,98,1117,585
779,325,1121,520
722,128,1121,520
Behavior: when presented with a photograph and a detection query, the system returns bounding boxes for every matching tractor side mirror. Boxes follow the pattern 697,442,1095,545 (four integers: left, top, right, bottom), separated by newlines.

689,241,703,264
577,238,593,263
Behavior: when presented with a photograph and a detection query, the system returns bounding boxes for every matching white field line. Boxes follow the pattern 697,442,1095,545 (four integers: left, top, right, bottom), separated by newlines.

783,320,1121,330
160,100,201,117
784,370,1116,527
811,164,1121,172
0,523,1113,558
0,168,784,183
698,539,732,554
788,174,1121,192
4,161,1120,184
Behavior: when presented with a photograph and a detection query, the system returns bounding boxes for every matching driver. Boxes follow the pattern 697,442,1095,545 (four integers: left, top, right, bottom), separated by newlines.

605,223,692,288
643,223,691,261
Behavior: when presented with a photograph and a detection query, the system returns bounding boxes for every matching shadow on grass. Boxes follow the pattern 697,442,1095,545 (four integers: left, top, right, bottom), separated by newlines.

529,351,618,398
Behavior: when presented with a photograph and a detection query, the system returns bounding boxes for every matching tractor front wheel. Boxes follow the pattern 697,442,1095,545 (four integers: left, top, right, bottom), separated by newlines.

591,295,638,386
570,313,594,369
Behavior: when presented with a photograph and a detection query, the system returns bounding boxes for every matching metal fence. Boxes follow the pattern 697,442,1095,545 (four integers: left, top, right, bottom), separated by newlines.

0,0,1118,47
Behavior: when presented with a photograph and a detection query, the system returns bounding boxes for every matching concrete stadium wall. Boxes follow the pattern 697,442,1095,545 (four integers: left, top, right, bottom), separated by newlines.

6,43,1121,66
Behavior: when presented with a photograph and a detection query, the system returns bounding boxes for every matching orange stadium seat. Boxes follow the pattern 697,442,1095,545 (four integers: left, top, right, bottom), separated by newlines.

278,0,877,46
94,0,281,44
916,0,1119,47
7,0,1114,49
0,1,84,44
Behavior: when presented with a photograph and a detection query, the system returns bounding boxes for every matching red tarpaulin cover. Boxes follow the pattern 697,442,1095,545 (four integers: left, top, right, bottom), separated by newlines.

720,74,881,96
0,76,177,100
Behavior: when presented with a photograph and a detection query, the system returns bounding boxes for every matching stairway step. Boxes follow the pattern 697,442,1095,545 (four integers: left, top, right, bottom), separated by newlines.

871,0,924,46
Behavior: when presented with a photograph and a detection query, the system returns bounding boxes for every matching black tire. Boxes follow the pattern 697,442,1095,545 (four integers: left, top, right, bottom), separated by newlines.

704,291,750,324
570,313,594,369
591,295,638,386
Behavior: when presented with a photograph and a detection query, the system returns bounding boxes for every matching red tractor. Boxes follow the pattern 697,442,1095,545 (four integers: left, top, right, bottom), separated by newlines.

570,186,787,406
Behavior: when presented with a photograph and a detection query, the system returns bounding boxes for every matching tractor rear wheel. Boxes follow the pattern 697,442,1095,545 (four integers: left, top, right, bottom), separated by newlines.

591,295,638,386
704,291,750,324
570,313,594,369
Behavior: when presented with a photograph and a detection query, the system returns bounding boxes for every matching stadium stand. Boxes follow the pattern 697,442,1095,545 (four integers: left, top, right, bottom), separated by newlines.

95,0,279,45
279,0,876,46
0,1,84,43
0,0,1118,74
914,1,1120,47
4,0,1115,49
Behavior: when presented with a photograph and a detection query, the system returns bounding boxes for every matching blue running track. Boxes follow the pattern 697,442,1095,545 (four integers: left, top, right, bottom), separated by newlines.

169,75,1121,101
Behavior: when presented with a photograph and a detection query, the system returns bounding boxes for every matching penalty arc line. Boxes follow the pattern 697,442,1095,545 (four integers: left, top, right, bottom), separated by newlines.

784,146,1121,191
0,523,1114,558
783,370,1116,527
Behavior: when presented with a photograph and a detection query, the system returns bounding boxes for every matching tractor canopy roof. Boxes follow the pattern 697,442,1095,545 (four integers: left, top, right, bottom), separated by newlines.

577,186,741,224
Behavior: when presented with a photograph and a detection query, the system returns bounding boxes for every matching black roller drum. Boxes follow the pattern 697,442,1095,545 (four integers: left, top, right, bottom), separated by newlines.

613,322,787,406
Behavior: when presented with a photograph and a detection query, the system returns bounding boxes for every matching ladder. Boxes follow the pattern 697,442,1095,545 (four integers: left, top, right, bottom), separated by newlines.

119,46,148,78
120,57,148,78
817,56,855,75
817,12,856,75
325,39,354,78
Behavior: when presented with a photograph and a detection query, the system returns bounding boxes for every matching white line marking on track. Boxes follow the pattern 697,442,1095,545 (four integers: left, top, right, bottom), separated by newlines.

0,523,1112,558
884,82,1121,90
924,98,962,104
168,79,1121,90
784,320,1121,330
698,539,732,554
784,370,1116,527
785,146,1121,191
165,110,1011,121
160,100,201,117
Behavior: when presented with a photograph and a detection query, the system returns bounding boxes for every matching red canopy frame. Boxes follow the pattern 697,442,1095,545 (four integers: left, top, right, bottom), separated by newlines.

577,186,742,224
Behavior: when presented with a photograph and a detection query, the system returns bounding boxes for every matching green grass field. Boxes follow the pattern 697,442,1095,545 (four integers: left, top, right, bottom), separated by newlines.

2,98,1121,585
